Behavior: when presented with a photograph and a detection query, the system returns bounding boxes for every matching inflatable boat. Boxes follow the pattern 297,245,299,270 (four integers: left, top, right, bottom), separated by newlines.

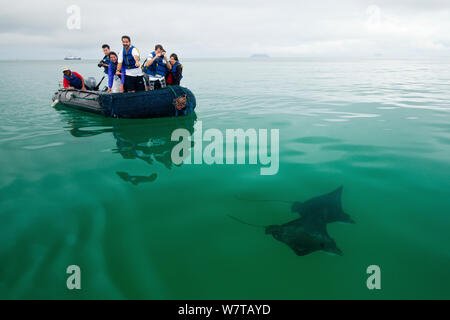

52,85,196,119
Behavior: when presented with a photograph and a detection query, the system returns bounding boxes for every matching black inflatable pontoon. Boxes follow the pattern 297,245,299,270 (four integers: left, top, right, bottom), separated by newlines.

52,86,196,119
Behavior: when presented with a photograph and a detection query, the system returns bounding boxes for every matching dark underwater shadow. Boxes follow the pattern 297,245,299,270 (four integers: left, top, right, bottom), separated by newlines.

55,106,197,185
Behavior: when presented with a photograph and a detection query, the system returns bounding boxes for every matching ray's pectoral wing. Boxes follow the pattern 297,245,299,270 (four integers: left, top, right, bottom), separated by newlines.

330,185,344,197
328,186,355,223
329,186,345,210
292,186,344,216
296,186,355,224
292,247,315,256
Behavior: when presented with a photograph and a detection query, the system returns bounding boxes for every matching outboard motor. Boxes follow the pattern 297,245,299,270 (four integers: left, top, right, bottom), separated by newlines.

86,77,97,90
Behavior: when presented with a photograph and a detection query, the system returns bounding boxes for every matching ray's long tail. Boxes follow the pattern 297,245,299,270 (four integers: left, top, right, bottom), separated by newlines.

235,195,294,204
227,215,265,229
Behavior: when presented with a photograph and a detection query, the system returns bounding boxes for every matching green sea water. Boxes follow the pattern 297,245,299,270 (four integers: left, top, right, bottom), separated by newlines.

0,58,449,299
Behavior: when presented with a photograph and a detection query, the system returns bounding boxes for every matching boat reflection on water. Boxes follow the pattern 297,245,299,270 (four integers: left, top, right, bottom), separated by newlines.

56,107,197,185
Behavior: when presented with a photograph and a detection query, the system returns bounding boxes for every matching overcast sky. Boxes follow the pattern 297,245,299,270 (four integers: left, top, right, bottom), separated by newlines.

1,0,450,59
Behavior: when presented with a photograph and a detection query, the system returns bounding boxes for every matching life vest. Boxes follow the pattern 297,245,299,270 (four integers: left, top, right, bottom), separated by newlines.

144,51,168,76
171,62,183,83
102,55,110,73
64,72,82,89
123,46,138,69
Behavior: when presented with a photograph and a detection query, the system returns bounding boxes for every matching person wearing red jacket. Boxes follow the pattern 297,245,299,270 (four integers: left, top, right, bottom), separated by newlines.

62,66,86,90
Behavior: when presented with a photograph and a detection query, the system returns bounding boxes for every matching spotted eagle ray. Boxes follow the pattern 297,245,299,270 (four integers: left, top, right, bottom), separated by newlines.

229,215,343,256
230,186,354,256
236,186,354,225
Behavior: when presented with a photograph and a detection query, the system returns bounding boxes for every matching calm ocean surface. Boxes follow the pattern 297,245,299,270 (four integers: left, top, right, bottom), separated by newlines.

0,58,449,299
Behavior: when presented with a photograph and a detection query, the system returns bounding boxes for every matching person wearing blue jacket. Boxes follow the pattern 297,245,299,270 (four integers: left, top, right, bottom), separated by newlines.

107,52,125,93
143,44,169,91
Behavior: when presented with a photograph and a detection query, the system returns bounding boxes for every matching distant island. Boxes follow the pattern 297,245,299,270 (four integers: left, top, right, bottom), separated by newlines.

250,54,270,58
64,56,81,60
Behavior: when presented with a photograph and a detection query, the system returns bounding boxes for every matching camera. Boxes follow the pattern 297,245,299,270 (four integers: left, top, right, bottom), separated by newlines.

97,60,104,68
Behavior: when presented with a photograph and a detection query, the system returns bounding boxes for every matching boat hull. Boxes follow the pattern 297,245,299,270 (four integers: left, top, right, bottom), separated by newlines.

52,86,197,119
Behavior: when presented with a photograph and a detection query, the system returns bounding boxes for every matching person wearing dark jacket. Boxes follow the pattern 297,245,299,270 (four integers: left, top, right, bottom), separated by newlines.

167,53,183,86
98,44,111,85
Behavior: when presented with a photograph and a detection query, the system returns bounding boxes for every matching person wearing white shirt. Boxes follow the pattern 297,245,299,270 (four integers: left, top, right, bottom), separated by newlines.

116,35,145,93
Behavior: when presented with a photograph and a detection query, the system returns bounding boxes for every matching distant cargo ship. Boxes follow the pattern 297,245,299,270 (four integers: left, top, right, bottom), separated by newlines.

250,54,270,58
64,56,81,60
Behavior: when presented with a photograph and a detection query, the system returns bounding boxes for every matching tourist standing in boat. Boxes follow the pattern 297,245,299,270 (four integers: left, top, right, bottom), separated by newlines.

107,52,125,93
143,44,169,91
166,53,183,86
116,36,145,93
62,67,87,90
98,44,111,85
